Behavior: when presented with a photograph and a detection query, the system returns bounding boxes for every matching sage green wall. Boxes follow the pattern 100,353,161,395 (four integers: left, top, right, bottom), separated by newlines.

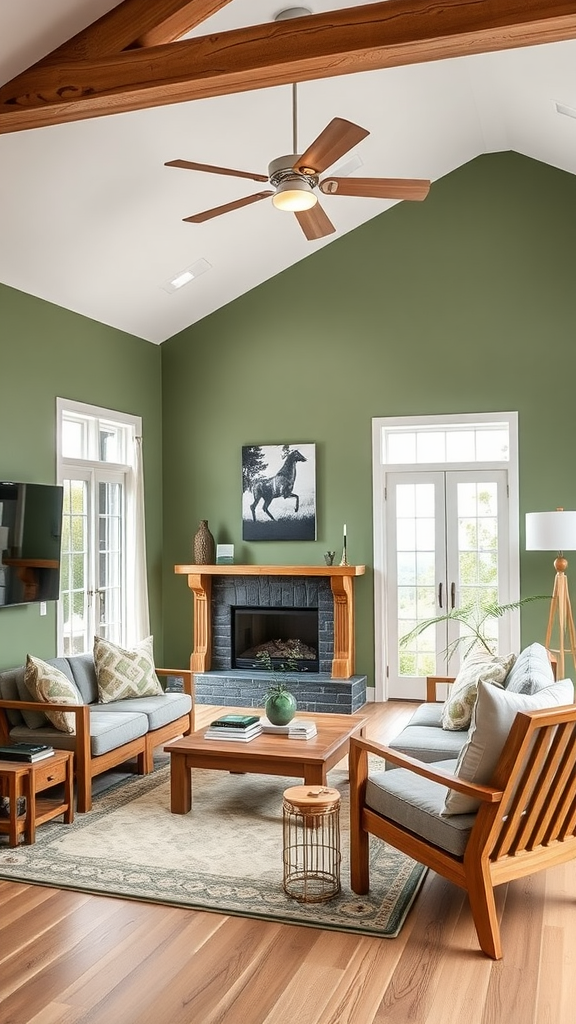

0,284,163,670
161,152,576,687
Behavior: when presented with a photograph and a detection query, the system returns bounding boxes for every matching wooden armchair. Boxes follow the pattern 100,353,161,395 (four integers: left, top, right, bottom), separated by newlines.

349,704,576,959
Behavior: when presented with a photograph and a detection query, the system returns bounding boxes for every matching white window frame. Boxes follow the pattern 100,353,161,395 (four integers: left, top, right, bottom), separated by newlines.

56,398,142,655
372,411,520,702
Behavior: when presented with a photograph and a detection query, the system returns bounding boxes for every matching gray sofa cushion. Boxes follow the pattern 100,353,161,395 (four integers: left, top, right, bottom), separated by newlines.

66,652,99,704
97,691,192,731
387,721,466,764
9,708,149,757
504,642,555,694
365,759,476,857
0,670,26,727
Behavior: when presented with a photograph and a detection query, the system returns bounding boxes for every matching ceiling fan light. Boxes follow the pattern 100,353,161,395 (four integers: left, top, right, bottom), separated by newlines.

272,179,317,211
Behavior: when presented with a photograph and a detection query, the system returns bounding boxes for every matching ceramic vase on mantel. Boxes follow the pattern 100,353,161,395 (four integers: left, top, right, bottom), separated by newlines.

193,520,216,565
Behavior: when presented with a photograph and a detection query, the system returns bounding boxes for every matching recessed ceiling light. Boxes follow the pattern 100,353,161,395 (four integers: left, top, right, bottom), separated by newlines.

163,258,212,294
555,101,576,120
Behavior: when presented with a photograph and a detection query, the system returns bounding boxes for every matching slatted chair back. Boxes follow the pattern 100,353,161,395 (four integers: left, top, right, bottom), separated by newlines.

476,706,576,872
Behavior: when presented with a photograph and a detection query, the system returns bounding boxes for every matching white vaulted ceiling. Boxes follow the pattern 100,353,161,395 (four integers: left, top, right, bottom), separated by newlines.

1,1,576,344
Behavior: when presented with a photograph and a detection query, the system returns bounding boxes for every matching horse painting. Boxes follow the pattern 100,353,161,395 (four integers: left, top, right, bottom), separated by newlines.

250,449,307,521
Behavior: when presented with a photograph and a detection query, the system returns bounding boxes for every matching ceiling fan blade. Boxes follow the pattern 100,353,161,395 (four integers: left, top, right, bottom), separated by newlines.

294,202,336,241
320,177,431,201
183,191,274,223
166,159,268,183
295,118,369,175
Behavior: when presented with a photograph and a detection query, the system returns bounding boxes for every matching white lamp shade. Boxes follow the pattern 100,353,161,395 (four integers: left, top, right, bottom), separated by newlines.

525,510,576,552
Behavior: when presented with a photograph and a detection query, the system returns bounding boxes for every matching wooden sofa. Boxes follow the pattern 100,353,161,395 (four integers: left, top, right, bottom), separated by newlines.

0,654,194,812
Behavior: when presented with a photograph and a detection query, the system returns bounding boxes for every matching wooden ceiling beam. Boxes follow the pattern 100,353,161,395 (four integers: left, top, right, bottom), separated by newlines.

29,1,234,63
1,0,576,134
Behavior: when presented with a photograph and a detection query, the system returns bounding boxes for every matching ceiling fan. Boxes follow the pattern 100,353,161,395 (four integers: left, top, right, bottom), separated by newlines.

165,8,430,241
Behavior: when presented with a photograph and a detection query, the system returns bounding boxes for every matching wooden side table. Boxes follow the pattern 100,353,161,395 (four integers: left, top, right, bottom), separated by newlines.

0,749,74,846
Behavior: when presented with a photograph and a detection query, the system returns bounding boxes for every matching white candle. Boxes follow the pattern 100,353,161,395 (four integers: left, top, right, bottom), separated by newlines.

343,524,347,537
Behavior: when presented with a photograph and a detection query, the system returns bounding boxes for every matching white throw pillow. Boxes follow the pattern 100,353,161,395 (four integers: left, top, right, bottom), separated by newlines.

441,650,516,731
442,676,575,815
94,635,163,704
24,654,80,733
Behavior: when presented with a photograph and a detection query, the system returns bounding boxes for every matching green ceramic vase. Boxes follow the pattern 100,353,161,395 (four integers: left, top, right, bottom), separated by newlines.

265,689,297,726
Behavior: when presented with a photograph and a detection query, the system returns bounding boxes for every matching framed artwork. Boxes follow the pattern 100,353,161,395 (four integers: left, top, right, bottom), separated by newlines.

242,443,316,541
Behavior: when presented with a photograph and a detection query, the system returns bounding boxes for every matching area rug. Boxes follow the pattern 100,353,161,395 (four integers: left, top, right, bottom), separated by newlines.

0,764,427,938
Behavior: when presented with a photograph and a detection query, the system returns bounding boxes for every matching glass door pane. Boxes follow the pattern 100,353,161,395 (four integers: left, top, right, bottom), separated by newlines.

60,479,89,656
446,470,510,659
386,472,446,698
97,481,124,643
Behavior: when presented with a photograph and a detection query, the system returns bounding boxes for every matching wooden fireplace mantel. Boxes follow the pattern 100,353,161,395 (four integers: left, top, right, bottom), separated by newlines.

174,564,366,680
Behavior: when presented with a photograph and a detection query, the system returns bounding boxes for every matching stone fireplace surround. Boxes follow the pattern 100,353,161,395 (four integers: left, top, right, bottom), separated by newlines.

174,564,367,714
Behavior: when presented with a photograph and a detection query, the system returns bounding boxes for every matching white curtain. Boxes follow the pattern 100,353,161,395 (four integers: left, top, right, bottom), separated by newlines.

126,434,150,644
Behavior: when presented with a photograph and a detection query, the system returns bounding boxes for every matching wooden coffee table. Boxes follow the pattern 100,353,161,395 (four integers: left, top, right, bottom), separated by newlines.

164,711,367,814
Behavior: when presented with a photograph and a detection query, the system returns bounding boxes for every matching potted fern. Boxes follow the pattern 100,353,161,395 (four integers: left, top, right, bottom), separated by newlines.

399,595,546,665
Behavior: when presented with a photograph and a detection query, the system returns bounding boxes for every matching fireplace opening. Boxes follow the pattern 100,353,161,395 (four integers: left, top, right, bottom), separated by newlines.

232,606,319,672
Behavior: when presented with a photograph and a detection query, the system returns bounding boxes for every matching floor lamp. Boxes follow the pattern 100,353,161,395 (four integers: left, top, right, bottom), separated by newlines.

525,508,576,679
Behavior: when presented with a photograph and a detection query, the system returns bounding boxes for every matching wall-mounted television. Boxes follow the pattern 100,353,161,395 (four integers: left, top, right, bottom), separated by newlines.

0,482,64,607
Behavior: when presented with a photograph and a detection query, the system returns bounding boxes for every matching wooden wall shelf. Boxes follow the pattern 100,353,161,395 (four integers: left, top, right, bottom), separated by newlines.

174,564,366,680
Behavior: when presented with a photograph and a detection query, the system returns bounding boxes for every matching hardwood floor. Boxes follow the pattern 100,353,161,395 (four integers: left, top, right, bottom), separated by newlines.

1,701,575,1024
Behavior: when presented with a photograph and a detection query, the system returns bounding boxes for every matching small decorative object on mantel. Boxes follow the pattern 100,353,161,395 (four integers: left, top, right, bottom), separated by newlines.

339,523,349,566
324,551,335,566
216,544,234,565
193,520,216,564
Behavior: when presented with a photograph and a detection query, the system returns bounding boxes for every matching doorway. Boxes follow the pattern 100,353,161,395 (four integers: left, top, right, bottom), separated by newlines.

372,413,520,700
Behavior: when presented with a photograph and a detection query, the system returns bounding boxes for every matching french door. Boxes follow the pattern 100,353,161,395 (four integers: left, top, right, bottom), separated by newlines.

385,469,511,698
59,469,125,655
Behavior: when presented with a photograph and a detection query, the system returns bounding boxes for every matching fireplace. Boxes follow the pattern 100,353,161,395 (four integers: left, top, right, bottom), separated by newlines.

232,606,319,672
174,563,367,713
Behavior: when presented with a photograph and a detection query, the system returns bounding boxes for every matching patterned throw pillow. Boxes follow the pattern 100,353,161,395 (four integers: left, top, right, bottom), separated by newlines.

94,635,163,704
440,651,516,731
24,654,80,733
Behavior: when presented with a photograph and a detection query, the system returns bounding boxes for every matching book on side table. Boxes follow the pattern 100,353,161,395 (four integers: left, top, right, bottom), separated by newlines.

204,714,263,742
0,742,55,763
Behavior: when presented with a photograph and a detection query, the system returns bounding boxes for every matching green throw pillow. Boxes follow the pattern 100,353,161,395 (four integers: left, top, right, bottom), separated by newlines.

440,651,516,731
24,654,80,733
94,635,163,704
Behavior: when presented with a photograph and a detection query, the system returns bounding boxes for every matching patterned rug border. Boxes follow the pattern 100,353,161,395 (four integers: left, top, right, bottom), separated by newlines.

0,765,427,938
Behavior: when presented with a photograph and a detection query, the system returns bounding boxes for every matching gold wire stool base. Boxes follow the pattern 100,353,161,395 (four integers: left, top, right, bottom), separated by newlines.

282,786,341,903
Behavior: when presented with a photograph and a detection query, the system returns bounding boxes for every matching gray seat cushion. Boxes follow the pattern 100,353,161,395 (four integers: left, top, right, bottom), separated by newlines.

405,702,444,728
365,759,476,857
387,723,467,764
9,709,148,757
97,691,192,730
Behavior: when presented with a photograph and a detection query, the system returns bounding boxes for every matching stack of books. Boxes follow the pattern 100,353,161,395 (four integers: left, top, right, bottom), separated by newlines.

204,714,263,742
260,717,318,740
0,742,55,763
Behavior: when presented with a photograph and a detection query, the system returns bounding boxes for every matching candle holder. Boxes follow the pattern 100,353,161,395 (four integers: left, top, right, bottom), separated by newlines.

339,541,348,567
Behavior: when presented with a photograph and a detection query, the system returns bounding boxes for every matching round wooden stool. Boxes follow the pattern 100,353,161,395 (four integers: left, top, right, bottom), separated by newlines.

282,785,341,903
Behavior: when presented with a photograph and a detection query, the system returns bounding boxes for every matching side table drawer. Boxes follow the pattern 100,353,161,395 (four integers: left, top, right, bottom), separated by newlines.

33,757,68,793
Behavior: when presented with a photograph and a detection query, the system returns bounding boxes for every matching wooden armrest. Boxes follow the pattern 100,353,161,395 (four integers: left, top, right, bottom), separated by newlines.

0,698,87,715
349,735,502,804
426,675,455,701
155,667,194,698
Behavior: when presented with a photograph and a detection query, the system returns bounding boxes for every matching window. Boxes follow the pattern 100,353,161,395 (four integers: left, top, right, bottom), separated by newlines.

56,399,149,655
